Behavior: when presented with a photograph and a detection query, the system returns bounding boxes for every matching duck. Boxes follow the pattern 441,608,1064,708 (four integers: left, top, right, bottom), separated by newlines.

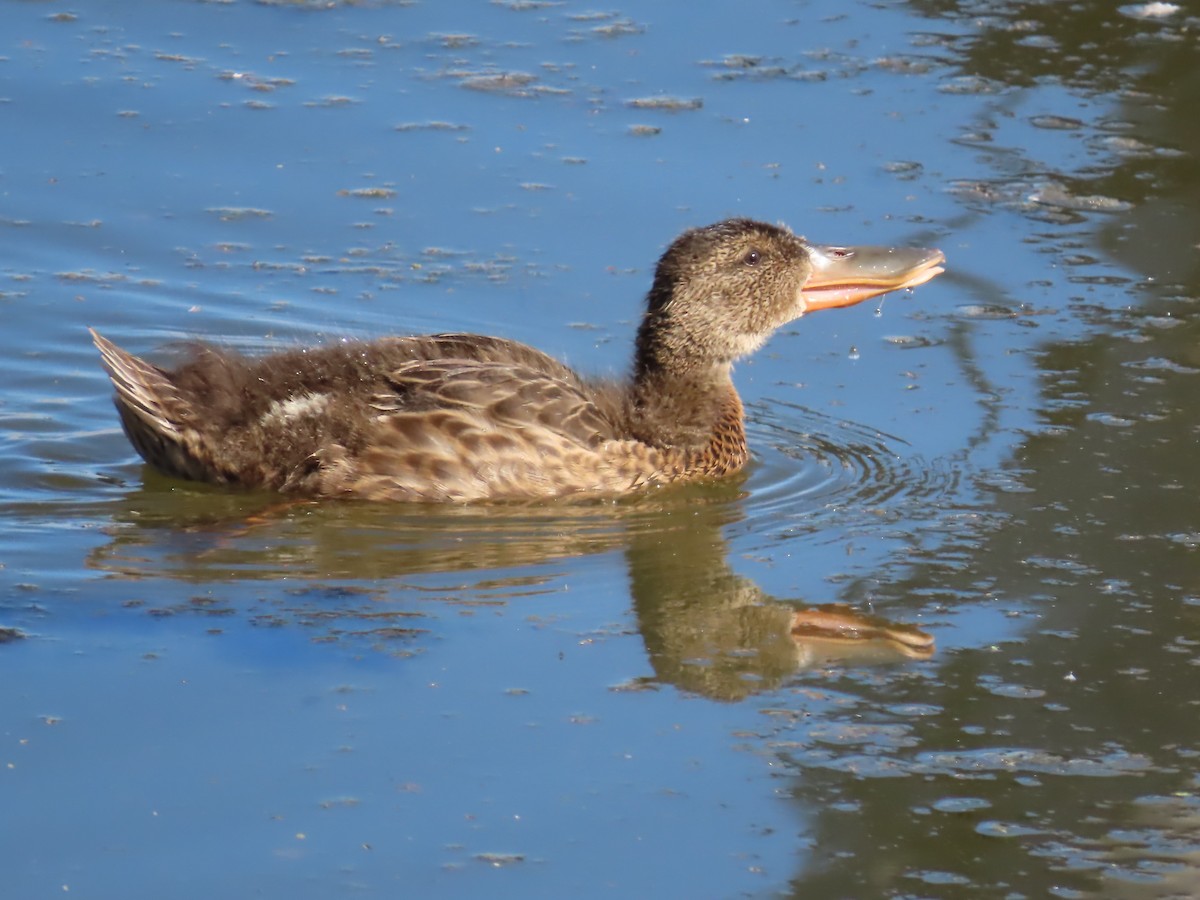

91,218,944,502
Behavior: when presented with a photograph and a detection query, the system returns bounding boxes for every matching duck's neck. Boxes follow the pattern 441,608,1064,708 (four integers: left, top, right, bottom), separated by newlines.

627,358,748,473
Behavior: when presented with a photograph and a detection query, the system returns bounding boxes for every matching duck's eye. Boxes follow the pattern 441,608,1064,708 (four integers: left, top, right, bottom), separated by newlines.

742,249,762,267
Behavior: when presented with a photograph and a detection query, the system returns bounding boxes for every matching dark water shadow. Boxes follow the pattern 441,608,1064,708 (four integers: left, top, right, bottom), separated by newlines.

755,2,1200,896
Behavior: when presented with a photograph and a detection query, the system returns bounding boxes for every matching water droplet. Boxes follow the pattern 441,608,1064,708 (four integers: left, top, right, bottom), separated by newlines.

848,346,860,361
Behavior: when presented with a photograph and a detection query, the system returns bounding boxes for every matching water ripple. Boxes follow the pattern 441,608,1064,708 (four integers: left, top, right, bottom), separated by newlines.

743,399,959,539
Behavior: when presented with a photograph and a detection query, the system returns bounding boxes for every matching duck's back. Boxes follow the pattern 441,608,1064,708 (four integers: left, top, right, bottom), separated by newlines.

91,330,668,501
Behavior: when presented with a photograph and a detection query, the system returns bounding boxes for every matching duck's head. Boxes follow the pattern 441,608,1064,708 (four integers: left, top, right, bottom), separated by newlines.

636,218,945,374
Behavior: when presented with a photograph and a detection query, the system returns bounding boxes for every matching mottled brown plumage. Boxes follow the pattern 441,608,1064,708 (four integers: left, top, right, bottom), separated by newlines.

91,218,944,502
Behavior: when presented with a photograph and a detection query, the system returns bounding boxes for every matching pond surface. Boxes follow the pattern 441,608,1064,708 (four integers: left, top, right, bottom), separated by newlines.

3,1,1199,897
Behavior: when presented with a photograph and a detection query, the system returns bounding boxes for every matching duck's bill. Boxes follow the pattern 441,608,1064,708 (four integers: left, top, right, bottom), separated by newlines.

800,243,946,312
790,605,935,662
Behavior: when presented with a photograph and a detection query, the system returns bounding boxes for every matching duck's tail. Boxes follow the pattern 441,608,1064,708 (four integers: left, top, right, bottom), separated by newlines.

90,328,186,437
90,328,212,482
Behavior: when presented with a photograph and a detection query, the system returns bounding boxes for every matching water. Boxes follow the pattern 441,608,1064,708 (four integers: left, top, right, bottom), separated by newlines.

3,1,1199,897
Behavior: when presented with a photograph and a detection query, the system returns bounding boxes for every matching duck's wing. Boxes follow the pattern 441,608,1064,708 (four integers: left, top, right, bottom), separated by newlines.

382,333,585,383
374,357,620,444
301,358,640,501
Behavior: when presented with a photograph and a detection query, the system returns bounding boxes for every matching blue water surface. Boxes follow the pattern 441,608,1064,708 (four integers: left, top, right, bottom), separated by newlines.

4,1,1199,897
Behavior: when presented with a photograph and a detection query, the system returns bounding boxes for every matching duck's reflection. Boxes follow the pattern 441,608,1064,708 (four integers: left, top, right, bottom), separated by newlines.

624,497,932,700
86,474,932,698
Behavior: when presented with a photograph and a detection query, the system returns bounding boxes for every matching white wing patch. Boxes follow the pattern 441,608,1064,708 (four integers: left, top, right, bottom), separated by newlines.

260,392,331,427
